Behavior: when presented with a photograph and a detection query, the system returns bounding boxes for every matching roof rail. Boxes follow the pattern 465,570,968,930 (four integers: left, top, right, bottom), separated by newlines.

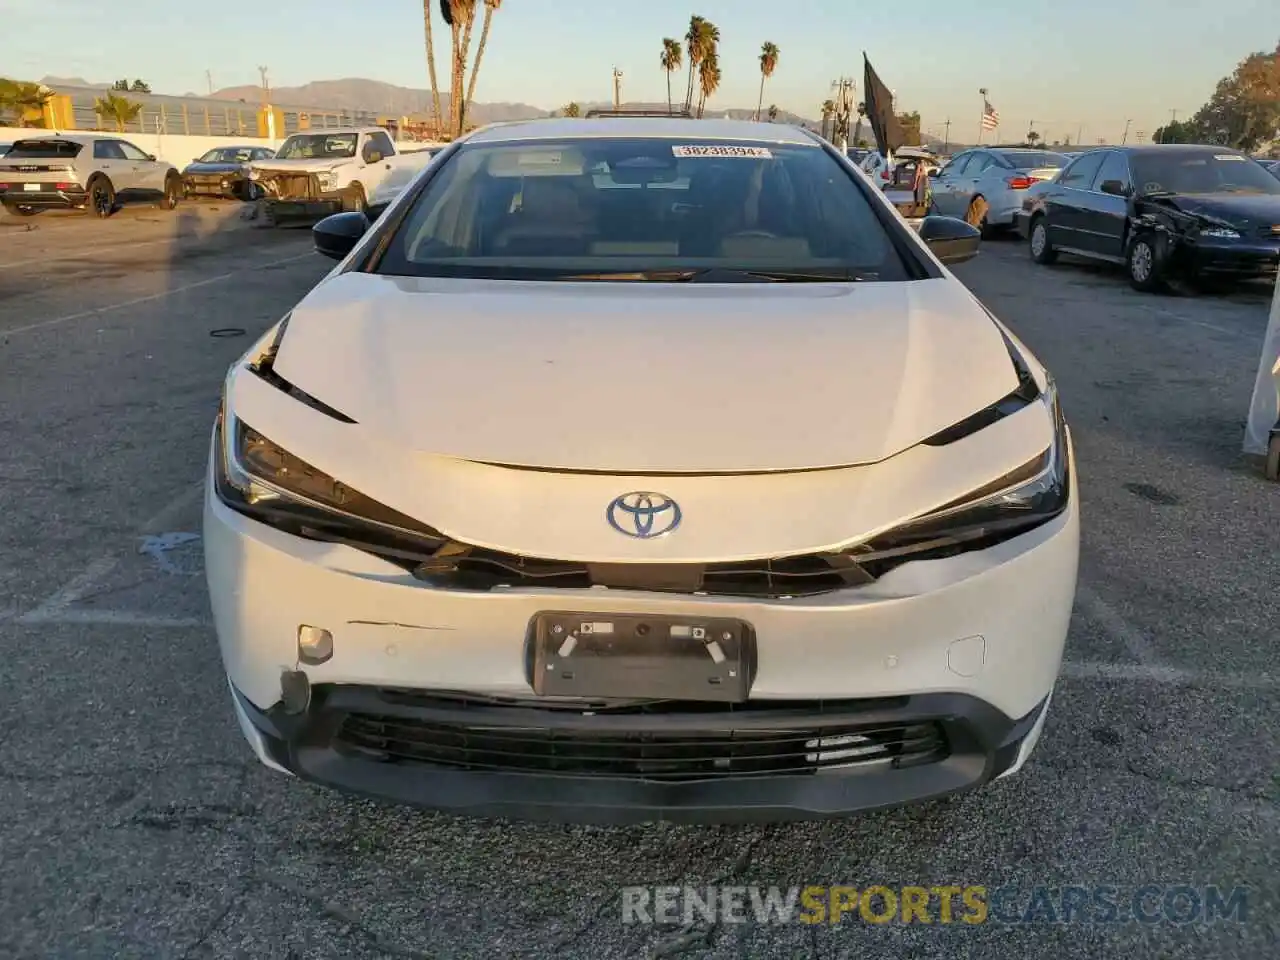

584,108,695,119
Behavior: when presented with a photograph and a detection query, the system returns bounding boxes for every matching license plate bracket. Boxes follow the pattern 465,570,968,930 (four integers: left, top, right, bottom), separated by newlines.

23,183,42,192
527,611,755,702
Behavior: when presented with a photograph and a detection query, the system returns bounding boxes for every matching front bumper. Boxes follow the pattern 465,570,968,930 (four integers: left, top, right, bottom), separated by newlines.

264,197,343,218
0,183,87,209
183,174,246,198
205,435,1080,821
230,679,1053,823
1181,236,1280,277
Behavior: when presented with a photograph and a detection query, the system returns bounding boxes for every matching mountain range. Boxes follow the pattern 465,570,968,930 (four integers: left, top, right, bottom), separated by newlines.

41,75,819,129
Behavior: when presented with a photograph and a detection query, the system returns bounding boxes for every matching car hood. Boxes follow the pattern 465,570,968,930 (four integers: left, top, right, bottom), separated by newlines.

184,161,246,174
249,158,348,174
1155,192,1280,226
270,273,1020,473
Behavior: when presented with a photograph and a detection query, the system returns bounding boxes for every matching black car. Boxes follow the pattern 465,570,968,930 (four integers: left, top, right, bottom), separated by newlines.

182,145,276,200
1019,144,1280,291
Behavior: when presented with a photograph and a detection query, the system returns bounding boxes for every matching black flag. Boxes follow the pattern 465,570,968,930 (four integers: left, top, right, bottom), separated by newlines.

862,53,905,154
439,0,453,26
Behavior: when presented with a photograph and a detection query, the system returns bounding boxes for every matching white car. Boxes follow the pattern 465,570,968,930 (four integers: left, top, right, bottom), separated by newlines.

206,117,1079,823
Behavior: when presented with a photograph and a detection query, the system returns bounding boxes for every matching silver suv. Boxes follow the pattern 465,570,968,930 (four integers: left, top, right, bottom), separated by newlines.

0,133,182,218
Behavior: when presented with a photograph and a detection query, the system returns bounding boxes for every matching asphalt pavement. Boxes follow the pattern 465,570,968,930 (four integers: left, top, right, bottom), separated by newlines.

0,203,1276,960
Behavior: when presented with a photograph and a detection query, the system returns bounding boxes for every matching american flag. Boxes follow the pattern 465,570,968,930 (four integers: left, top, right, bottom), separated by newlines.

981,98,1000,131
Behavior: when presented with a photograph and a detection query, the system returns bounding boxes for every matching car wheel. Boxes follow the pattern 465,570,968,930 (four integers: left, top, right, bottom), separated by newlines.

1029,216,1057,264
342,183,367,214
1126,234,1164,292
1267,430,1280,482
87,176,115,219
162,174,181,211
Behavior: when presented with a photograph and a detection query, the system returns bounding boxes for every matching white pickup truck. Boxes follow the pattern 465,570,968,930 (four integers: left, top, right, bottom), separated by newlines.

248,127,418,221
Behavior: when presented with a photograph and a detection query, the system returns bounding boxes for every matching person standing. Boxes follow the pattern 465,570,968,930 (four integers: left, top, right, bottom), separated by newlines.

912,157,932,213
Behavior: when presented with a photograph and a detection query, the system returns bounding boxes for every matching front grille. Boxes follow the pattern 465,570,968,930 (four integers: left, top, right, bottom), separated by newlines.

260,173,319,199
332,694,949,781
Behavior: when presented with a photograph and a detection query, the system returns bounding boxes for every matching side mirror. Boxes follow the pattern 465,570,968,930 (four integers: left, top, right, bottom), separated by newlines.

362,145,382,164
917,215,981,265
145,154,156,162
1099,179,1128,196
313,211,369,260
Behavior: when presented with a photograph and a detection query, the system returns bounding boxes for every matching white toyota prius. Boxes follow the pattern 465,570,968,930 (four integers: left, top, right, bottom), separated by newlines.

205,117,1079,823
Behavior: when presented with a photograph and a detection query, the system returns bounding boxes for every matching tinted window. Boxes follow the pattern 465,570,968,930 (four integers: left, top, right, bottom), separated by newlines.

276,133,358,159
375,137,913,282
1130,151,1280,195
7,139,83,159
94,140,127,160
368,132,396,157
997,150,1069,169
1058,152,1105,189
1093,151,1132,192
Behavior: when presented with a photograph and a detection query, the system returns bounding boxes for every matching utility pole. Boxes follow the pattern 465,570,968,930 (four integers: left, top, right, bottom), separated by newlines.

1076,122,1083,145
258,66,270,104
1027,118,1035,144
612,68,623,110
942,117,951,154
1121,119,1132,145
205,70,213,96
977,87,988,143
830,77,855,150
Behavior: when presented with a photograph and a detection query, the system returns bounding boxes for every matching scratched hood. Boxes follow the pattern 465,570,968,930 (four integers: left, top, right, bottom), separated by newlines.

248,158,347,176
1158,192,1280,228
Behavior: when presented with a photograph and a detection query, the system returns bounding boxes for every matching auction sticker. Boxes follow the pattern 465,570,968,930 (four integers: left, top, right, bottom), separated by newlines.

672,145,773,158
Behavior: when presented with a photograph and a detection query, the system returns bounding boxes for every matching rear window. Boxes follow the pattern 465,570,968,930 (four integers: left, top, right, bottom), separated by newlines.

374,137,914,282
6,139,83,159
997,151,1068,169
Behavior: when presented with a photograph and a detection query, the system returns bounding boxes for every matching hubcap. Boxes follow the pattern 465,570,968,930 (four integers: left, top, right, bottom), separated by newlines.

1132,242,1153,281
1031,224,1046,256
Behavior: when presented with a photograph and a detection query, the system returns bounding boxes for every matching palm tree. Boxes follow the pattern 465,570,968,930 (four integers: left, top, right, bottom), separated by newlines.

563,102,581,117
93,93,142,132
696,50,720,118
682,16,706,113
820,98,835,139
660,38,682,115
1026,130,1041,145
755,42,779,121
463,0,502,127
423,0,443,132
0,80,54,127
767,104,778,122
444,0,478,135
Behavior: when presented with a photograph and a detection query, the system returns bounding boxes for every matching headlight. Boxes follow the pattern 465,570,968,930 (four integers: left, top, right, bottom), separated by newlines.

317,172,337,191
214,406,441,546
846,379,1069,568
1200,227,1240,239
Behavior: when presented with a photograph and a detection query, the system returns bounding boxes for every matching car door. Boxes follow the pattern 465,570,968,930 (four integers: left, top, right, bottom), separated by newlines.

931,153,971,216
954,151,995,215
92,139,136,193
359,131,397,193
1080,150,1134,259
117,140,166,194
1043,151,1106,251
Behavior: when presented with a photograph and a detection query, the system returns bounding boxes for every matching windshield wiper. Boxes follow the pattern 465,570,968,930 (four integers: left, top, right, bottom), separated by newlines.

560,267,873,283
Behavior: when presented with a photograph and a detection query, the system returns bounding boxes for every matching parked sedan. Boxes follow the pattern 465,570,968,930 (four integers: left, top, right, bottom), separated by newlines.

206,117,1078,824
182,145,277,200
1022,144,1280,291
931,148,1069,235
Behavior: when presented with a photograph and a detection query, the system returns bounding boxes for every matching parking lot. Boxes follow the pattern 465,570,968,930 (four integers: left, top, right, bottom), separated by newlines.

1,204,1277,959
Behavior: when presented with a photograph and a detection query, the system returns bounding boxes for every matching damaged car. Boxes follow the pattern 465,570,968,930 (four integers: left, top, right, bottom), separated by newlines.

248,127,401,222
1023,144,1280,292
182,145,277,200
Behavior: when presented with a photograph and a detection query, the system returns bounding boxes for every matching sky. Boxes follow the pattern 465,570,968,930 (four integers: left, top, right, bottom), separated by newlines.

6,0,1277,145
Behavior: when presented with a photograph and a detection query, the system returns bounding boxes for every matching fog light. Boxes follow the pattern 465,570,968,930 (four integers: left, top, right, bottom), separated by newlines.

297,625,333,665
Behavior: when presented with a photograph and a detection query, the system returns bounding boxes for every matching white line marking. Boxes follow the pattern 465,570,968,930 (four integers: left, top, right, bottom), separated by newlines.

0,236,175,270
1060,660,1279,689
1131,302,1239,336
17,609,210,628
3,250,316,337
15,481,206,623
1076,582,1158,665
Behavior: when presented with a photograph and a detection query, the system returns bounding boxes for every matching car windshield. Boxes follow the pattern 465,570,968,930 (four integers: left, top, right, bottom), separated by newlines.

1132,152,1280,195
198,147,254,163
374,136,913,282
275,133,358,160
998,150,1068,169
6,139,83,159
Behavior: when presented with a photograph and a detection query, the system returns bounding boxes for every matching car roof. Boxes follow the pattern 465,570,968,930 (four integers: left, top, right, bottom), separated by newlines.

464,117,820,146
10,133,120,145
1109,144,1250,157
286,127,379,136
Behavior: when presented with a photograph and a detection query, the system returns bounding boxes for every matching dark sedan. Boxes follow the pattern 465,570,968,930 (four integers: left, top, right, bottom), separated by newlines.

1019,144,1280,291
182,145,277,200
